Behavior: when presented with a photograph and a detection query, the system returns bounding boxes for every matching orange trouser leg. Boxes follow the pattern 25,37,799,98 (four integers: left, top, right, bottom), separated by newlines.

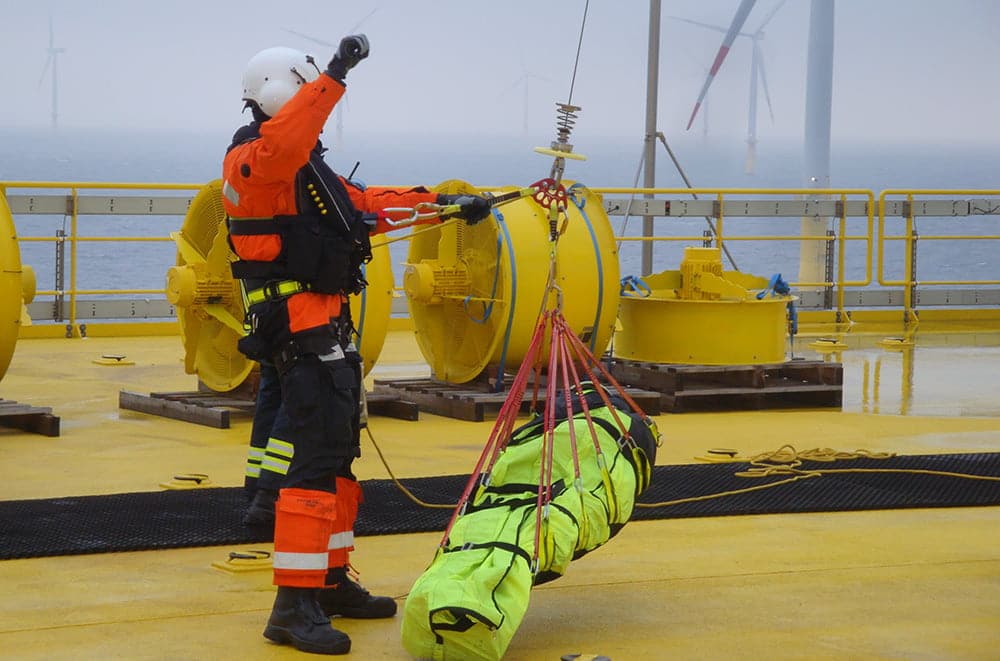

326,477,361,569
272,487,337,587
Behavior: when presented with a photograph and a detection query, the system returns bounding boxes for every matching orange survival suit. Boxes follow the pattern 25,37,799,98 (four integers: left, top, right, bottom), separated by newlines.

222,70,438,589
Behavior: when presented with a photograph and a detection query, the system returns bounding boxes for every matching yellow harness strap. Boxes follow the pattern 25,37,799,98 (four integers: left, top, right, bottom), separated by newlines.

244,280,310,307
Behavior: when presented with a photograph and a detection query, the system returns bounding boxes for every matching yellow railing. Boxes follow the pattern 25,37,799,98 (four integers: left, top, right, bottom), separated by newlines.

593,187,876,319
1,181,202,333
878,189,1000,321
2,182,998,334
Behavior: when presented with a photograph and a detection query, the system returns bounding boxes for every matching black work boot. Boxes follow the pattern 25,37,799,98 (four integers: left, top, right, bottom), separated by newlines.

243,488,277,527
263,586,351,655
317,566,397,619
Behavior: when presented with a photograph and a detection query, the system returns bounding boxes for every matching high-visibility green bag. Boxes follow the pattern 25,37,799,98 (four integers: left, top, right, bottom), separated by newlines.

402,388,657,660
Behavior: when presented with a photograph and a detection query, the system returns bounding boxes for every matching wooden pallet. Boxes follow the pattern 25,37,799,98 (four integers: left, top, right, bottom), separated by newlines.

119,389,419,428
0,398,60,436
373,377,662,422
605,359,843,413
365,392,420,421
119,390,255,429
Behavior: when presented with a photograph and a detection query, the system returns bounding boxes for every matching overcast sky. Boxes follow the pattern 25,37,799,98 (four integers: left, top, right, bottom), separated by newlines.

3,0,1000,144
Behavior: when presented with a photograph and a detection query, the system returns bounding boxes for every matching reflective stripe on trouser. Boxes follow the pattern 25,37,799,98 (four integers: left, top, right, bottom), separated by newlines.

327,476,362,568
273,487,337,587
244,446,264,480
257,437,294,480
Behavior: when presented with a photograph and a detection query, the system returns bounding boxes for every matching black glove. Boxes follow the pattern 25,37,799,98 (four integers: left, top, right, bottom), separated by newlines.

437,194,492,225
326,34,370,82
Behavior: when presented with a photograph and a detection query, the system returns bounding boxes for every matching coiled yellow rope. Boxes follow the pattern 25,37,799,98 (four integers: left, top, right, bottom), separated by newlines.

637,444,1000,509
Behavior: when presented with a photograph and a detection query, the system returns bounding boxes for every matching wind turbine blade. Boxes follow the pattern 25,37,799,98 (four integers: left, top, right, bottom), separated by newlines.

494,75,526,101
284,8,378,50
37,55,52,89
666,16,728,35
348,8,377,33
282,28,335,48
756,43,775,123
685,0,758,130
755,0,787,32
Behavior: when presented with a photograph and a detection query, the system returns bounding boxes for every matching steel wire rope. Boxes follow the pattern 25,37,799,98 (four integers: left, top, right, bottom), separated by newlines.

378,217,461,247
617,137,740,271
565,0,589,106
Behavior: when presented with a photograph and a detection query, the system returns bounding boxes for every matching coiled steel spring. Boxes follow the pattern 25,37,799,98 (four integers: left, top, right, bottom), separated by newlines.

553,102,581,146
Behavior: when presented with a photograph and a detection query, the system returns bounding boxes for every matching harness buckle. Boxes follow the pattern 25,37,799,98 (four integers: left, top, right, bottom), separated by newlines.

272,339,301,375
263,281,282,301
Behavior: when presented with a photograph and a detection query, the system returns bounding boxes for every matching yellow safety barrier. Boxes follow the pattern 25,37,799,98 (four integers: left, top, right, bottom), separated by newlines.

1,181,998,339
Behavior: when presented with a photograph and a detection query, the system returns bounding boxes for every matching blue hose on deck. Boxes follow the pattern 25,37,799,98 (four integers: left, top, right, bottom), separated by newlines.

757,273,798,337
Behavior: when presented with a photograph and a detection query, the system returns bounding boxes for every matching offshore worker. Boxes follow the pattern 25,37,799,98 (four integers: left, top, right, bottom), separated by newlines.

223,35,490,654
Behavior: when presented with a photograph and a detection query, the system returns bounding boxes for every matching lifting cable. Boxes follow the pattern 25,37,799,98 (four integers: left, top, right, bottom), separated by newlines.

425,0,663,574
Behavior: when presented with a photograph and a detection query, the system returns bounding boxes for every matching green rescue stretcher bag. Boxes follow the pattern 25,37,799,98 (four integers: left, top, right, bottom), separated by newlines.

402,387,657,660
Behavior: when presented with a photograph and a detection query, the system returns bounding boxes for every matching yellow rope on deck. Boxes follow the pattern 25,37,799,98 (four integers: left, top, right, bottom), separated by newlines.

636,444,1000,509
367,427,1000,512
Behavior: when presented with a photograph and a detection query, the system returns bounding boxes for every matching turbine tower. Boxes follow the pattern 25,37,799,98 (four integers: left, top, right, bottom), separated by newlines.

680,0,786,173
38,17,65,129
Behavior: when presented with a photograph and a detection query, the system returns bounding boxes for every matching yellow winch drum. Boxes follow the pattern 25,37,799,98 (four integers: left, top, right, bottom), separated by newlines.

0,190,26,381
405,180,620,384
615,247,794,365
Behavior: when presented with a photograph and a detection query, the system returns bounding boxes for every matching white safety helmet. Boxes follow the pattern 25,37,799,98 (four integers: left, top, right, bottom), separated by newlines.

241,46,321,118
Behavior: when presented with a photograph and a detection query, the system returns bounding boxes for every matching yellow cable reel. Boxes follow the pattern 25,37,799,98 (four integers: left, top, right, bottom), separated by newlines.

0,190,35,382
166,180,392,392
404,179,619,384
166,180,251,392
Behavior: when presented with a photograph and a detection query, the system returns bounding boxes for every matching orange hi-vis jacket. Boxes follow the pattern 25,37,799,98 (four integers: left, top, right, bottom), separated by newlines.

222,71,439,335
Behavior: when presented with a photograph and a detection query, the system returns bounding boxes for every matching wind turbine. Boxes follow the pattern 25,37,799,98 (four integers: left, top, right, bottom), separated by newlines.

284,8,377,149
683,0,835,292
680,0,786,173
495,55,551,135
38,17,65,129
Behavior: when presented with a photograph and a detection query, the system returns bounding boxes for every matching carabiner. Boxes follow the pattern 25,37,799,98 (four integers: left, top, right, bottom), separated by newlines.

381,202,448,227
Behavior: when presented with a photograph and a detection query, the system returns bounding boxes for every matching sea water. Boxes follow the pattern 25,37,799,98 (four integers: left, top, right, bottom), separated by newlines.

1,127,997,294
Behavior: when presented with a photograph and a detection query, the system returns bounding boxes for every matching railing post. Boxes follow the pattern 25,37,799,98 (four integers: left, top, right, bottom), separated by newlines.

715,193,725,260
909,226,919,319
54,229,65,323
902,196,918,325
824,229,835,310
68,189,80,337
835,196,848,322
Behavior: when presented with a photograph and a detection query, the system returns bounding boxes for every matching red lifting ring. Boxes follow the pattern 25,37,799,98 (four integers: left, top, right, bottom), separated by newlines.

530,177,567,209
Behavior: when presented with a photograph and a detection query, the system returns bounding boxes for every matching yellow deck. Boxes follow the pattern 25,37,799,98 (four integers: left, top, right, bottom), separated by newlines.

2,328,1000,660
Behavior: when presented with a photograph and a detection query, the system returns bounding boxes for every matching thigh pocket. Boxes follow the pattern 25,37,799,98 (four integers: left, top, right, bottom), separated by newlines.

283,359,324,424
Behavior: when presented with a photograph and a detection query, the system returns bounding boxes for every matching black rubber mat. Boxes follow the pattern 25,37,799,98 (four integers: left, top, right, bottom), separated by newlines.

2,452,999,560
